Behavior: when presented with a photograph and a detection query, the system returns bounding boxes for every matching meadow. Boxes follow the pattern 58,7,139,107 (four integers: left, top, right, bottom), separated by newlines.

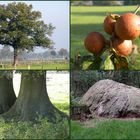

71,6,140,69
0,60,69,70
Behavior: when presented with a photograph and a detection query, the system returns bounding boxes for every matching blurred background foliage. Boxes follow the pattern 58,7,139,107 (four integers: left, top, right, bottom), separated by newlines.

71,71,140,97
71,0,140,6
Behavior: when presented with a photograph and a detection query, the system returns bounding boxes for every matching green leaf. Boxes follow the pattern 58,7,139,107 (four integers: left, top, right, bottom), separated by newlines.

83,61,93,70
87,56,102,70
103,55,114,70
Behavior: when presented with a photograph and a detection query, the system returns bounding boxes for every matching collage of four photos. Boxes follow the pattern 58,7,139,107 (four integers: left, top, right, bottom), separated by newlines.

0,0,140,139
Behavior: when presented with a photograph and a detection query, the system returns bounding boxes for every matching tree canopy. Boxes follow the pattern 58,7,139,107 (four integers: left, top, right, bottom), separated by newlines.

0,2,55,66
0,2,55,50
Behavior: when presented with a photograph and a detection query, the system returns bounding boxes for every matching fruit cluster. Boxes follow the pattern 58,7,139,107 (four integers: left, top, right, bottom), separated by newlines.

84,7,140,59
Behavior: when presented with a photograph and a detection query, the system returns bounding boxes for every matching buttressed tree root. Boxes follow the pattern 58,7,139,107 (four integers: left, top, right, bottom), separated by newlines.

0,71,16,114
1,71,67,122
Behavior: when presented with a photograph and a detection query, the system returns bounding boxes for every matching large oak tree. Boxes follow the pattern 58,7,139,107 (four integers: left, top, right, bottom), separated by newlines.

0,2,54,66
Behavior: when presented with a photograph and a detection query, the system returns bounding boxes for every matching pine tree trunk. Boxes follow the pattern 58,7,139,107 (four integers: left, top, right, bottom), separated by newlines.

12,48,18,67
2,71,66,122
0,75,16,114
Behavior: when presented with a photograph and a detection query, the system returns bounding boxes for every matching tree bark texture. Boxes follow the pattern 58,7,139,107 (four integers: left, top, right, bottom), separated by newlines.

12,48,18,67
0,76,16,114
2,71,66,122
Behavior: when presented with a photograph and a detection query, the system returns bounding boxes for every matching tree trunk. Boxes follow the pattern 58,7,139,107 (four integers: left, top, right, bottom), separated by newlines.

12,48,18,67
0,75,16,114
2,71,66,122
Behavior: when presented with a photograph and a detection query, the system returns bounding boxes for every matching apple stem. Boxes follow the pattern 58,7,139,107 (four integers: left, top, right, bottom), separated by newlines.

134,5,140,14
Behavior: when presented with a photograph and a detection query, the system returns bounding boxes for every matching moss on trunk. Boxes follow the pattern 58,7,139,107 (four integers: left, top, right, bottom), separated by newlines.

2,71,67,122
0,75,16,114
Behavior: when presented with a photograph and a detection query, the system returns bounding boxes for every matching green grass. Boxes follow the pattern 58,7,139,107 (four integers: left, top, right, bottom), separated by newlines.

71,6,140,69
49,89,69,115
71,119,140,139
0,61,69,70
54,102,69,115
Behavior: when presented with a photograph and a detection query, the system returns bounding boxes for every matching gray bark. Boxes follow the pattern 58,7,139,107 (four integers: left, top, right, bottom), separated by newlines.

2,71,66,122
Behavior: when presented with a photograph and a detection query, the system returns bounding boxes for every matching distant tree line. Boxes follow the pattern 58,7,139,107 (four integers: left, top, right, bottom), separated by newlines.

123,0,140,5
0,46,69,61
71,0,139,6
71,71,140,97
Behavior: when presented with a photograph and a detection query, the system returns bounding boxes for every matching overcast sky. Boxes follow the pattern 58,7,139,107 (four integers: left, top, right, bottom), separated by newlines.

0,1,69,52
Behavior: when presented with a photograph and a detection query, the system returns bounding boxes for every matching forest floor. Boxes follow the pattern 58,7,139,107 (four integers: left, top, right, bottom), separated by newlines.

71,6,140,69
71,118,140,139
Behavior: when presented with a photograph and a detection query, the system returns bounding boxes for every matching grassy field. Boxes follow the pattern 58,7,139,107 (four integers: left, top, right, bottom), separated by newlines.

71,6,140,69
0,61,69,70
71,119,140,139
